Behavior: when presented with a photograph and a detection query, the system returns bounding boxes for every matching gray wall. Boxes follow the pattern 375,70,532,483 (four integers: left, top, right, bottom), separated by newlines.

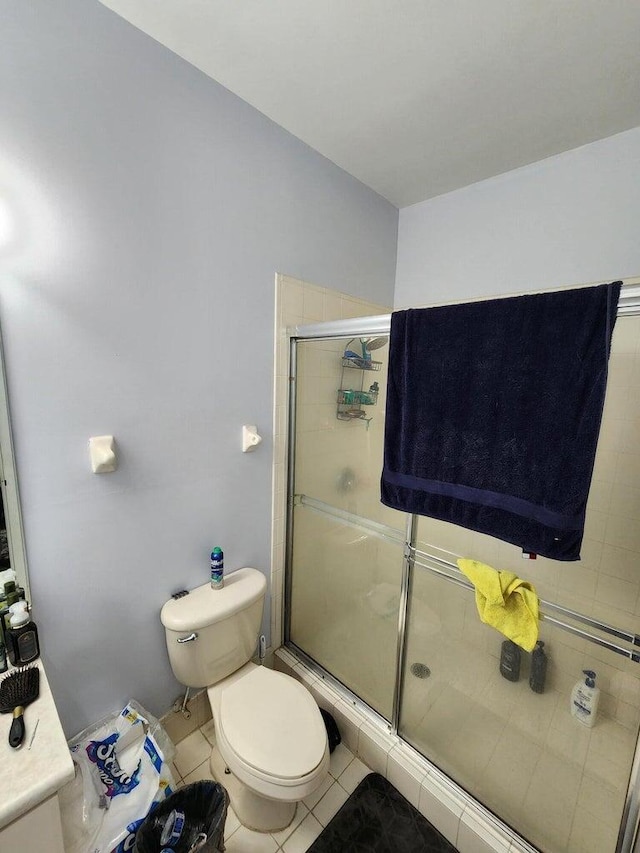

396,126,640,307
0,0,397,736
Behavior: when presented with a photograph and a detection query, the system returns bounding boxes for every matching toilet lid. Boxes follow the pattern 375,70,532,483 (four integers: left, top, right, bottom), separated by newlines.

220,667,327,780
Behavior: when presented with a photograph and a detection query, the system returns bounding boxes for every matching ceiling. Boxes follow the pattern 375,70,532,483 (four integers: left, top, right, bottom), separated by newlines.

99,0,640,208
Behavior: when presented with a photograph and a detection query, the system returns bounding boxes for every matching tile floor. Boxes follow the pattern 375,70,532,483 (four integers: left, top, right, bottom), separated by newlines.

171,720,372,852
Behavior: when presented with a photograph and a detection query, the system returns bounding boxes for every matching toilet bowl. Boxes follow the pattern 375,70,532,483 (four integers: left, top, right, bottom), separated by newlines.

160,567,330,832
208,662,329,830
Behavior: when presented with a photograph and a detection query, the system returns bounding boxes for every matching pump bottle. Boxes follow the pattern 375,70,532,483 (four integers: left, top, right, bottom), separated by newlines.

6,601,40,666
499,639,521,681
570,669,599,727
529,641,548,693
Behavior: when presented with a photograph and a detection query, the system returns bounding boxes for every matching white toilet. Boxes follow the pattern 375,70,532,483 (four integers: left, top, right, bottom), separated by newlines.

160,567,330,832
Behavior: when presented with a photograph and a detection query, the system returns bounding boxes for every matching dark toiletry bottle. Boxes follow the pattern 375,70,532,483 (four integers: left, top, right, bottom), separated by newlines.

0,642,7,673
500,640,521,681
529,641,547,693
6,601,40,666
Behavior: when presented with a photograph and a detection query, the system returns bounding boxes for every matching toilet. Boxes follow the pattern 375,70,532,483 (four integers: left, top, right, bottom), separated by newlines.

160,567,329,832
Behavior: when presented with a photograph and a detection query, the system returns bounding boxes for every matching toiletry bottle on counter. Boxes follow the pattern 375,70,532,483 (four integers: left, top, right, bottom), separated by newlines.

0,581,25,643
210,547,224,590
6,601,40,666
571,670,599,727
529,641,547,693
500,639,521,681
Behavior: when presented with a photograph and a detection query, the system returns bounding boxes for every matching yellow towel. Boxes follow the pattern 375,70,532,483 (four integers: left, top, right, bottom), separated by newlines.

457,558,539,652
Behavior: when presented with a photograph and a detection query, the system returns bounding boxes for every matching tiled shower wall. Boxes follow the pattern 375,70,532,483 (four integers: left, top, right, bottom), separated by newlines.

413,313,640,730
270,273,391,650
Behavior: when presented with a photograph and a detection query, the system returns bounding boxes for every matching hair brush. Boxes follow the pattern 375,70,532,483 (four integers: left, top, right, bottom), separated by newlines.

0,665,40,748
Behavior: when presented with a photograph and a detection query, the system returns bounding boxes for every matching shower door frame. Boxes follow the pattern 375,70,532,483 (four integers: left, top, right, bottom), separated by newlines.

284,315,409,731
284,280,640,853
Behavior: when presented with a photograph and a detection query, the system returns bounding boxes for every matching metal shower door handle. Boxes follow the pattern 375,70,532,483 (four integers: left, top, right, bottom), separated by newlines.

177,632,198,644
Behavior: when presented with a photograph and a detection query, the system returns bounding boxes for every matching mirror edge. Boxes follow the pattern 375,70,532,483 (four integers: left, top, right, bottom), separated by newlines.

0,323,30,602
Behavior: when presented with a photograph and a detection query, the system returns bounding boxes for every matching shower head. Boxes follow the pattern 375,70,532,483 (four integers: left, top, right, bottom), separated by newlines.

360,336,388,353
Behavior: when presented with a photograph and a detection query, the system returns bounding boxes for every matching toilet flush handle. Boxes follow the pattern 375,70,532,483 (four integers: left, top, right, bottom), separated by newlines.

177,632,198,644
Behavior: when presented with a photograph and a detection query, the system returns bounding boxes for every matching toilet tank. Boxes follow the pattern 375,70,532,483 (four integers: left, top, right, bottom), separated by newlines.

160,567,267,689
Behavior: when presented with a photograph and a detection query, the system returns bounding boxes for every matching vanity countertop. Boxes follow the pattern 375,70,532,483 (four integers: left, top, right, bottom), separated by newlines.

0,660,74,830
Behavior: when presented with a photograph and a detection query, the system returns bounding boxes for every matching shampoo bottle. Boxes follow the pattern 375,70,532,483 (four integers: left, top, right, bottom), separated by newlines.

500,639,521,681
571,669,600,727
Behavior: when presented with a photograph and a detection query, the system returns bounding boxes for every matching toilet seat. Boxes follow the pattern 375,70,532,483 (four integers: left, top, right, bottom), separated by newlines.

209,664,329,802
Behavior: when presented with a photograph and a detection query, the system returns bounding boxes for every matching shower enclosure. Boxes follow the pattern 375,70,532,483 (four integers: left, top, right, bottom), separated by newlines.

285,287,640,853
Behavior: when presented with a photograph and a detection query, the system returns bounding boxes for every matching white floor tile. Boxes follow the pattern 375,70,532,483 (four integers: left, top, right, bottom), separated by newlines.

173,730,211,777
224,807,241,840
328,743,353,779
270,802,309,845
200,717,217,745
303,774,332,809
224,824,279,853
181,758,216,786
312,781,350,827
337,757,370,793
281,813,323,853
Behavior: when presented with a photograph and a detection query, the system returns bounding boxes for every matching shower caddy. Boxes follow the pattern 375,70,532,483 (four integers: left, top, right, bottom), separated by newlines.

336,354,380,420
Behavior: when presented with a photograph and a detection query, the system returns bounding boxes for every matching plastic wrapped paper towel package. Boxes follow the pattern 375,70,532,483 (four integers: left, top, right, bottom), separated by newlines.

58,700,176,853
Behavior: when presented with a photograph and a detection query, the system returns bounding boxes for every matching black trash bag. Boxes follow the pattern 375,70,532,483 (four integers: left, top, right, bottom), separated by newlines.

133,781,228,853
319,708,341,754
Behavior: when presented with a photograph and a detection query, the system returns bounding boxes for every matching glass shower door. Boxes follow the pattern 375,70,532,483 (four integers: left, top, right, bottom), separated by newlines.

287,335,407,720
398,313,640,853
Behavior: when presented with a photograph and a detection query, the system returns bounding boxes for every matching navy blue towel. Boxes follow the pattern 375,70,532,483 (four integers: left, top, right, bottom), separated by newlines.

381,282,622,561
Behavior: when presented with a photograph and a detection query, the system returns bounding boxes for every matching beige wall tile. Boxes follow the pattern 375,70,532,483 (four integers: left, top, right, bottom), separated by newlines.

457,809,512,853
595,572,639,614
418,774,464,847
302,286,325,322
386,745,428,807
357,722,394,776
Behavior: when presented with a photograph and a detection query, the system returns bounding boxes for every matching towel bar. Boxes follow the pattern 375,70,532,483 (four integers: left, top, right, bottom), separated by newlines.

296,494,640,663
412,545,640,663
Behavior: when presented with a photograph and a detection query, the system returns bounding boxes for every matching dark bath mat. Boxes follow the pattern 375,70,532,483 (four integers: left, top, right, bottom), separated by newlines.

308,772,458,852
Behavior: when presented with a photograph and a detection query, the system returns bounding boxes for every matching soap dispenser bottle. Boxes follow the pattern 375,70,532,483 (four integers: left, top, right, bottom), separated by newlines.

529,641,548,693
6,601,40,666
571,669,600,727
